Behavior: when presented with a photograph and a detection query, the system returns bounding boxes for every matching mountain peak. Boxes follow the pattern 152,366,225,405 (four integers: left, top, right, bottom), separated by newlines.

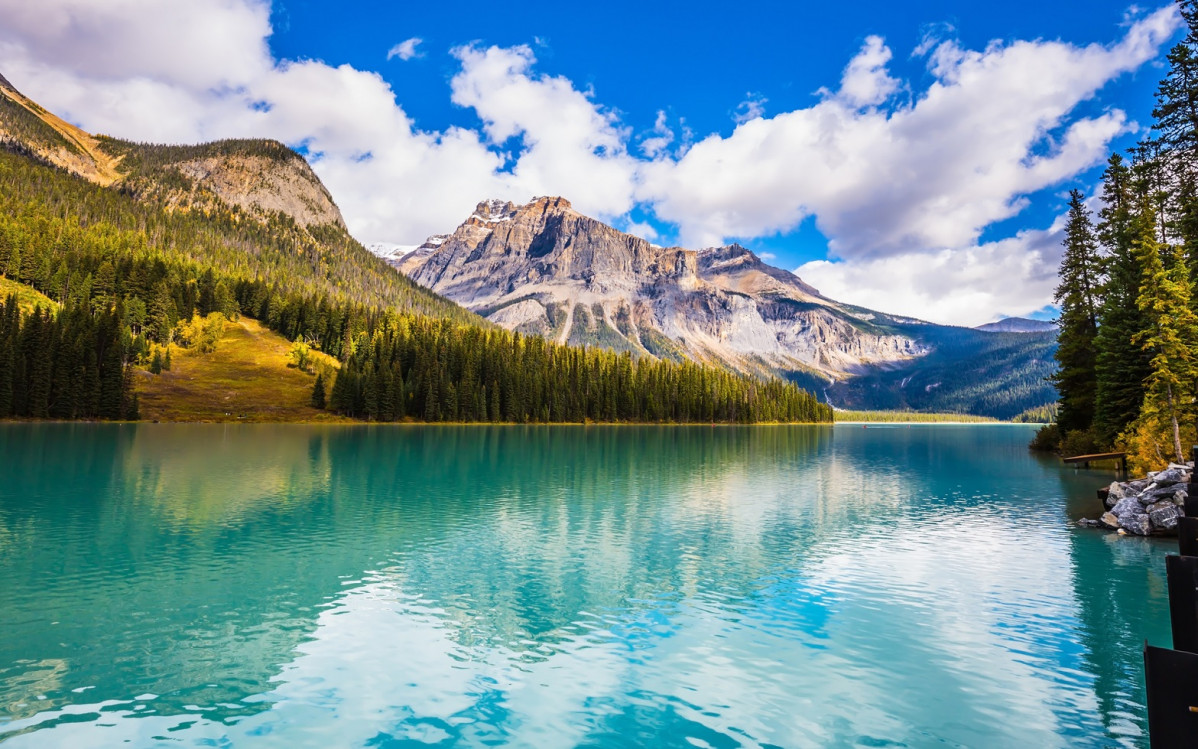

470,199,517,223
468,196,574,226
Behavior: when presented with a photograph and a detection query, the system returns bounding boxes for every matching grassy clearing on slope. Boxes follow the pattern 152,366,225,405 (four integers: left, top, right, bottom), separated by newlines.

137,316,345,423
835,410,1000,423
0,275,59,314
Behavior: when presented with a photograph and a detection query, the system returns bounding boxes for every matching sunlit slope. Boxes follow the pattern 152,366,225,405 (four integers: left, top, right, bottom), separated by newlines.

0,276,58,315
136,317,343,423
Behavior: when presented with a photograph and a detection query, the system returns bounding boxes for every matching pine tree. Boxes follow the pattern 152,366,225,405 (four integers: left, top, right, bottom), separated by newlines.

23,309,52,418
0,296,13,417
1051,190,1102,436
148,281,175,343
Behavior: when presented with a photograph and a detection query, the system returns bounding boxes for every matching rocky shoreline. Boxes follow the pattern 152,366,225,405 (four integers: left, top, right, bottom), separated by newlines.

1077,463,1191,535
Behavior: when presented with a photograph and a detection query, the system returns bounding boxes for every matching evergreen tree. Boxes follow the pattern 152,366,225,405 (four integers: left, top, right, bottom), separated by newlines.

148,281,175,343
311,373,326,409
1051,190,1102,435
1153,5,1198,276
1094,155,1154,443
0,295,14,417
1130,203,1198,462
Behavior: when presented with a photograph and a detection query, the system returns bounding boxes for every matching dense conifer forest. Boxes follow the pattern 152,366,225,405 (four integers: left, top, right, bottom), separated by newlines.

329,319,828,423
0,138,831,424
1043,0,1198,468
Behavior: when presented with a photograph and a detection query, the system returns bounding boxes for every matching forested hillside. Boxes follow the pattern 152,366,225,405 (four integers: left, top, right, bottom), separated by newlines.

0,146,475,322
0,128,830,423
330,318,827,423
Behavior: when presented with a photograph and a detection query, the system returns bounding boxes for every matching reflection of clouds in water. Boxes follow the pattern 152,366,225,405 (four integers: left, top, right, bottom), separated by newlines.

0,574,854,746
804,516,1107,746
1,579,625,746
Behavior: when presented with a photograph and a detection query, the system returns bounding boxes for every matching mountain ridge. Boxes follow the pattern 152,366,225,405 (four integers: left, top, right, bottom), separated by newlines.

398,196,928,377
0,74,345,233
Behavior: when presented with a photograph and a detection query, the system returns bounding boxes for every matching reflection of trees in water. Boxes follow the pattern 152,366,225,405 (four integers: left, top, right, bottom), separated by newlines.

121,424,335,526
1067,527,1172,742
0,425,343,725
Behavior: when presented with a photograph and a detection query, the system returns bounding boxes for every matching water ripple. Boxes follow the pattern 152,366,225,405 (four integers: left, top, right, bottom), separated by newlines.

0,424,1174,747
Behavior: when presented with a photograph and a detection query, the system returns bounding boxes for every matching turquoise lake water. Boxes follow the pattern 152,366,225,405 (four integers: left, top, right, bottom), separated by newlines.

0,424,1176,747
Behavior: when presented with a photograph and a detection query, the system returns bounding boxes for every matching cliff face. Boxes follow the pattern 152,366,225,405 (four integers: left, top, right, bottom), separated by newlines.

170,152,344,229
0,74,344,231
399,197,928,378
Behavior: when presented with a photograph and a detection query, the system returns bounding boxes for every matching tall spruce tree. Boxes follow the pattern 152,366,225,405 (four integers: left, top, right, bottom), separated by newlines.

1051,190,1102,435
1153,5,1198,276
1095,155,1154,442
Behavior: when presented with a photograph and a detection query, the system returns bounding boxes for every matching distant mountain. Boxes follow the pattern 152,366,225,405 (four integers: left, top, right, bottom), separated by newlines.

398,197,1058,418
368,235,451,266
975,317,1057,333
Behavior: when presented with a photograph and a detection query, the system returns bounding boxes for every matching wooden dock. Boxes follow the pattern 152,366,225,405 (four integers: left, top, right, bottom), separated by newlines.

1063,451,1128,478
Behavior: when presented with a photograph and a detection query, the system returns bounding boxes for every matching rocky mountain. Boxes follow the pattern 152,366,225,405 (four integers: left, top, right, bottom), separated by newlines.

400,197,926,375
975,317,1057,333
0,74,344,232
399,197,1058,418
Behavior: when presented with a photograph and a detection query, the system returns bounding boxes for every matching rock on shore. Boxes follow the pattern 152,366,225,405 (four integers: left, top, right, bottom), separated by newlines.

1078,463,1190,535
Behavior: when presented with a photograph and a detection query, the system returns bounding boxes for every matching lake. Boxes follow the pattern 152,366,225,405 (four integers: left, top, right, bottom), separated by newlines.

0,424,1174,747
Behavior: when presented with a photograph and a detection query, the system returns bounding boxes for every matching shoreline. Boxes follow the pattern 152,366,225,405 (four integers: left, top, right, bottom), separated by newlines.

834,421,1029,426
0,418,1036,427
0,419,837,427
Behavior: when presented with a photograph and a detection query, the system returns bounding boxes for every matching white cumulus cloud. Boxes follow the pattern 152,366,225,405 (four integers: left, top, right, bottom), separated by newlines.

798,217,1067,326
448,44,639,219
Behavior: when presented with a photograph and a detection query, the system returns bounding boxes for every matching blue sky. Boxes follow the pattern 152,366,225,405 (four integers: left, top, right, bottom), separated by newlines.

0,0,1185,323
265,0,1174,262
